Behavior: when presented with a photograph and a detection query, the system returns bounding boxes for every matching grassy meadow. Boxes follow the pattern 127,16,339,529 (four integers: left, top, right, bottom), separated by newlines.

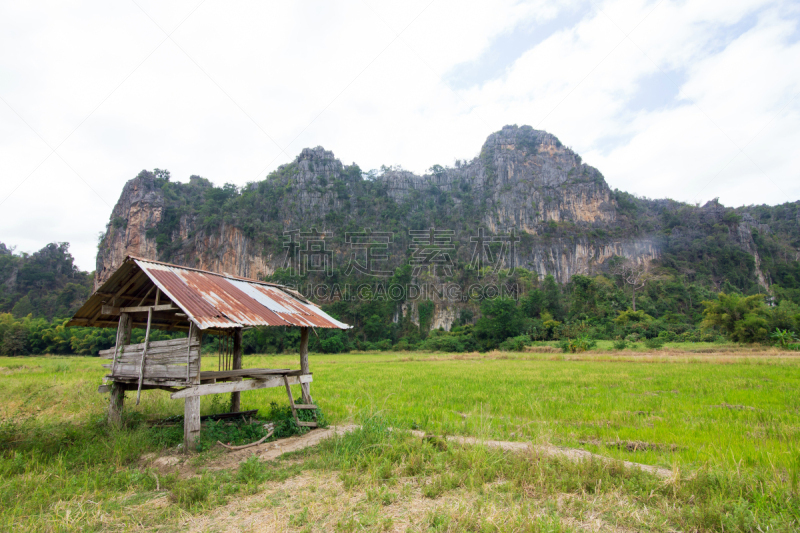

1,346,800,531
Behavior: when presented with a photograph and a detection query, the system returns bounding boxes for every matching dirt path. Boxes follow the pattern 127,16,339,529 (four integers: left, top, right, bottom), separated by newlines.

407,431,672,478
147,424,672,479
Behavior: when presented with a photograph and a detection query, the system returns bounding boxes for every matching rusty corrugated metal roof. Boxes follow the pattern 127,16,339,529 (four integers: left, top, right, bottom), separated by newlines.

67,256,350,331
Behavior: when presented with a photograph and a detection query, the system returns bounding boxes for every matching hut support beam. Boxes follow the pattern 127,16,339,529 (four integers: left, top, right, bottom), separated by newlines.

108,383,124,427
184,325,202,452
108,313,132,426
230,328,243,413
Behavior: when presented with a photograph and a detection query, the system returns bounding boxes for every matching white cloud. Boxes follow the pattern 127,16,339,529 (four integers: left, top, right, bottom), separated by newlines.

0,0,798,270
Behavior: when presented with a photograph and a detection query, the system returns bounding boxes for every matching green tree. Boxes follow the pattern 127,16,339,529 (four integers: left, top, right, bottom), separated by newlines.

11,296,33,318
475,297,524,347
701,292,769,343
1,323,28,355
364,314,385,341
541,275,565,320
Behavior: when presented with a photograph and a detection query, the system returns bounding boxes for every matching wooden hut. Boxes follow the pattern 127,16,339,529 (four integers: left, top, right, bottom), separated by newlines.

67,256,350,450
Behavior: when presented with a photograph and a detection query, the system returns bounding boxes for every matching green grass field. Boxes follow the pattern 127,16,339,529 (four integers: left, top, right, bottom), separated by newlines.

2,348,800,531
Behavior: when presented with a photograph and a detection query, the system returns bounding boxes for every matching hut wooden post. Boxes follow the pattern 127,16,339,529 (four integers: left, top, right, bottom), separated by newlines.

184,325,202,452
230,328,243,413
108,312,132,426
299,326,312,404
108,383,125,427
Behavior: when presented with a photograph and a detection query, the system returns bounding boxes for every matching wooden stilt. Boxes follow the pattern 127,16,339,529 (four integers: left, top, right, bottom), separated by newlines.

184,395,201,451
108,312,131,426
230,328,243,413
108,382,124,427
184,324,202,452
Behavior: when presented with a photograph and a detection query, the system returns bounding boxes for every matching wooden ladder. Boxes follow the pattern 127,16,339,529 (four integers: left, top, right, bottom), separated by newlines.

282,376,318,428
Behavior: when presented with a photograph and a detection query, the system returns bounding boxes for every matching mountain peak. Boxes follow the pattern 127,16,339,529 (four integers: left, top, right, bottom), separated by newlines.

482,125,565,155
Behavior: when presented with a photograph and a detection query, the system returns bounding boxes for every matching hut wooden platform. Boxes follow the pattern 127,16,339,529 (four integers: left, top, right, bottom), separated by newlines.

68,256,351,450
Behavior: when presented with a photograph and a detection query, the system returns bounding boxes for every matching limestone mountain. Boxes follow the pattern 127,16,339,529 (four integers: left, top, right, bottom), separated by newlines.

95,125,800,328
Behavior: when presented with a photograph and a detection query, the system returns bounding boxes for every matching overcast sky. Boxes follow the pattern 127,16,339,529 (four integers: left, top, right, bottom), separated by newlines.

1,0,798,271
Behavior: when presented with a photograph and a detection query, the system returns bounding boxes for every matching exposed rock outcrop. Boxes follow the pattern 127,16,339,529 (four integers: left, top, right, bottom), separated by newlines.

96,125,780,312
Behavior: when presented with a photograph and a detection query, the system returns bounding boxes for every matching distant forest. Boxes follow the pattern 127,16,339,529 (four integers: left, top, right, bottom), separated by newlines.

1,232,798,356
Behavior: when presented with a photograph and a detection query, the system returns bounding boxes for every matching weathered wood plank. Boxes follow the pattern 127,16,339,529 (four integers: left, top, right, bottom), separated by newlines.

102,349,201,363
104,346,200,359
106,364,193,379
199,368,294,379
99,338,196,356
126,303,178,313
297,421,317,427
104,356,197,368
106,376,192,386
102,303,179,315
293,404,318,410
101,344,199,357
170,374,312,399
110,378,191,387
112,347,200,359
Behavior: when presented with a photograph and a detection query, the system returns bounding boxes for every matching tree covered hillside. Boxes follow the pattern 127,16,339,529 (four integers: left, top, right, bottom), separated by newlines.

0,242,92,320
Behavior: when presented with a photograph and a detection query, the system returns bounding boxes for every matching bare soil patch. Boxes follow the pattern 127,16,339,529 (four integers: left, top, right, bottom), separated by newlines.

142,425,673,480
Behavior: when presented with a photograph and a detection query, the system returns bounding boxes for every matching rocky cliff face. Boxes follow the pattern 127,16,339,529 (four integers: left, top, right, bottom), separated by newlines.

100,125,796,308
96,126,655,291
382,126,616,230
93,125,796,330
96,176,163,287
96,127,647,290
96,176,274,289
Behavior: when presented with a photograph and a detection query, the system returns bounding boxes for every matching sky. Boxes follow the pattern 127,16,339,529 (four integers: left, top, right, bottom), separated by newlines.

1,0,799,271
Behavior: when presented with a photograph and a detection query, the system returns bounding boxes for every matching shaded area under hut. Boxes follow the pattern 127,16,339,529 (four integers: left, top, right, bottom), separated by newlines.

67,256,351,450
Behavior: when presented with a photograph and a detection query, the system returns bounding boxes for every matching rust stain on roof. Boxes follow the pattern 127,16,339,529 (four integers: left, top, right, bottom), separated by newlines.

136,258,350,330
68,256,350,331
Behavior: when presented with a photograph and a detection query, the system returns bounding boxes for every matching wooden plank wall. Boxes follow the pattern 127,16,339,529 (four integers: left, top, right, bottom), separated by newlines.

100,338,200,380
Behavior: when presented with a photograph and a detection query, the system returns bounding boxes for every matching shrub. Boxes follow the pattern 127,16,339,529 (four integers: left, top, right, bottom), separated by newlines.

169,476,211,508
657,330,677,342
421,334,465,353
614,309,654,325
318,332,348,354
612,339,627,350
644,337,664,350
391,338,411,351
770,328,798,348
559,335,597,353
498,335,531,352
